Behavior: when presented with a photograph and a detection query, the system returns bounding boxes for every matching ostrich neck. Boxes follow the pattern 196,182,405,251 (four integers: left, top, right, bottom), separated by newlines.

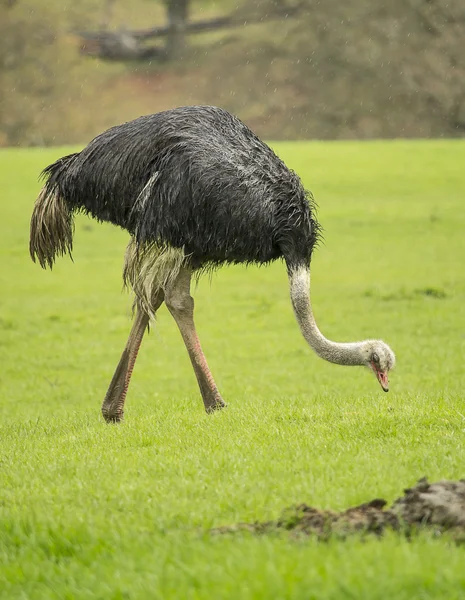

288,266,364,366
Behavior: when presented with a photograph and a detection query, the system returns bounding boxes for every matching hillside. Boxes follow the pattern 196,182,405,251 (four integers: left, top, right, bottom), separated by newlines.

1,0,464,145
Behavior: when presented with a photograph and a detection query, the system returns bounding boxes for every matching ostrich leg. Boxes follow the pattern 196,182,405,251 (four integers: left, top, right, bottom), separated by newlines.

165,268,226,413
101,292,164,422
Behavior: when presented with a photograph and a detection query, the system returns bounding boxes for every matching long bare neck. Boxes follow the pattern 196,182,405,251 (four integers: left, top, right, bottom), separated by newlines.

288,265,364,366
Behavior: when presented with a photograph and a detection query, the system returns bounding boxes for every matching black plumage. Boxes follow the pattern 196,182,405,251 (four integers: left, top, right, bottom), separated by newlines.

38,105,320,272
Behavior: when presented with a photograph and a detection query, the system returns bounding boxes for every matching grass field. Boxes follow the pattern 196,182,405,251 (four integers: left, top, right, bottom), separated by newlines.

1,140,465,599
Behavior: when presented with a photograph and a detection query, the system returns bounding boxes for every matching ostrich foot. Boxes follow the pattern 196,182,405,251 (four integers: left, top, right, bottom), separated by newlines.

204,394,227,413
102,409,124,424
101,350,130,424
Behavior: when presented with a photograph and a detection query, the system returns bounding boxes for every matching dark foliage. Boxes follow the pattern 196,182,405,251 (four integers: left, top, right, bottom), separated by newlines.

39,106,320,270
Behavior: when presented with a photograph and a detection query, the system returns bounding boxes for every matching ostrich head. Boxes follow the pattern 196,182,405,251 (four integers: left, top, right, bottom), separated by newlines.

359,340,396,392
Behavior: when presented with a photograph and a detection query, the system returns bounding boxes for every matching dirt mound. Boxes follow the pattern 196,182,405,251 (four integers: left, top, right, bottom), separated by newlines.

393,478,465,529
212,479,465,541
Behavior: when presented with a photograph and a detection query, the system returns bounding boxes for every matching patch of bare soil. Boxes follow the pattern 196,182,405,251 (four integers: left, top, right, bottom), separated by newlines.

212,479,465,541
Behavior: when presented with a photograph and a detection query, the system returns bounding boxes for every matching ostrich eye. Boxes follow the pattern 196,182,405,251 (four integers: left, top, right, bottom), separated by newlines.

372,352,380,364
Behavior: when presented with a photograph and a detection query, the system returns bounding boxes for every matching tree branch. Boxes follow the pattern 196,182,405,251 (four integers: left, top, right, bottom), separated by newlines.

77,2,304,62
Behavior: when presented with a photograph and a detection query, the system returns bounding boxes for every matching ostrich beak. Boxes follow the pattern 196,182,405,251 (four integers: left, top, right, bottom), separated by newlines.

371,362,389,392
376,370,389,392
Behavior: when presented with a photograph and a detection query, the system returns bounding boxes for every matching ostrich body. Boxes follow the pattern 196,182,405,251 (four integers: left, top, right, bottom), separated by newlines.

30,106,395,422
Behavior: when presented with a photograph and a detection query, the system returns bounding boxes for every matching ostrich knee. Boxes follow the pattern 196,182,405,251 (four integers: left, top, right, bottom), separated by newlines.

165,289,194,319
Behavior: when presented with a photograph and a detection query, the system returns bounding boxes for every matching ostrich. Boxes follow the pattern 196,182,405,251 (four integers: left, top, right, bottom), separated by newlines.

30,106,395,422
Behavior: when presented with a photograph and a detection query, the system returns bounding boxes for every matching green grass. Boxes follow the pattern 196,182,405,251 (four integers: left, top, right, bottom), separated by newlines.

1,140,465,599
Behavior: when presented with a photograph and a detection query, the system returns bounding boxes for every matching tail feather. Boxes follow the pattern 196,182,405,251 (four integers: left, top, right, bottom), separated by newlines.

30,154,78,269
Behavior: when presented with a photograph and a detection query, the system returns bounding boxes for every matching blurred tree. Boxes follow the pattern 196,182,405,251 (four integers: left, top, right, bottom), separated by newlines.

99,0,117,30
78,0,301,62
1,0,463,145
164,0,189,59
